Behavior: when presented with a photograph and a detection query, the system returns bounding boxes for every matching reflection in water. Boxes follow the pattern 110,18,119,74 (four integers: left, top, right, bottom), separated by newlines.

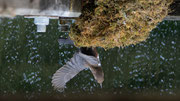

0,17,180,98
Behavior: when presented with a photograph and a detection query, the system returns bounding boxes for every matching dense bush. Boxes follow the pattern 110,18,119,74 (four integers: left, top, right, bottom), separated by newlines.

70,0,173,49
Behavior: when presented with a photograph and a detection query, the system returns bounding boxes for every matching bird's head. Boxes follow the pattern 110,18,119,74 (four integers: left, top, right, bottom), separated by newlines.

90,66,104,85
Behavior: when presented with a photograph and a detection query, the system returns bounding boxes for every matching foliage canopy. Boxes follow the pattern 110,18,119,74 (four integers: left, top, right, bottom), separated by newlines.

69,0,173,49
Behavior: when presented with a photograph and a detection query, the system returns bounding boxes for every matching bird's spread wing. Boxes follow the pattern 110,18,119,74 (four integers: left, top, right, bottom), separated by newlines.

79,52,100,66
51,53,87,92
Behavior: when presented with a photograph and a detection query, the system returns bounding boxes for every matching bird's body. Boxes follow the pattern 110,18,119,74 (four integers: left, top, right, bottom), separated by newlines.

52,45,104,92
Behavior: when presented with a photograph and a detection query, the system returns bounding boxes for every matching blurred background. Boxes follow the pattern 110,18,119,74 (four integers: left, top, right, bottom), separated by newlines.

0,17,179,100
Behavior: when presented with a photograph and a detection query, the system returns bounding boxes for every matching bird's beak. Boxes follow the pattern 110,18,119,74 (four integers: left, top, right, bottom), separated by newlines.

100,83,103,88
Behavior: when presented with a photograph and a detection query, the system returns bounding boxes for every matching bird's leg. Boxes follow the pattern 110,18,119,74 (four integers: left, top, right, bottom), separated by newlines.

100,83,103,88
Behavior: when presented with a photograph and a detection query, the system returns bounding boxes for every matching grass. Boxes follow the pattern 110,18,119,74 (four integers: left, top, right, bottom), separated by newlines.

0,15,179,98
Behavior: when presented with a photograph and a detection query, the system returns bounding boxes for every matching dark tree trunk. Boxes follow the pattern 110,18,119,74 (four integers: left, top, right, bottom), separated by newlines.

164,0,180,21
169,0,180,16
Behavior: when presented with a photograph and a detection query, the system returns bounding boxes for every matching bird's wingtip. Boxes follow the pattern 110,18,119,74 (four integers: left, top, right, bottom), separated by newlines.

56,87,65,92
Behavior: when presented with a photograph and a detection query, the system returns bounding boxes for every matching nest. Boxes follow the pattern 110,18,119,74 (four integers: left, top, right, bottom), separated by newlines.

69,0,173,49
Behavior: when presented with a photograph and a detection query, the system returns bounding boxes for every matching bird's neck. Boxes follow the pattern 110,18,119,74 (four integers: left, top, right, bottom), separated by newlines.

80,47,98,57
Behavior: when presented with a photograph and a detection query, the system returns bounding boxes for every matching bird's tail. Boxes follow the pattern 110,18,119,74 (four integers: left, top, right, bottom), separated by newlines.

58,37,74,45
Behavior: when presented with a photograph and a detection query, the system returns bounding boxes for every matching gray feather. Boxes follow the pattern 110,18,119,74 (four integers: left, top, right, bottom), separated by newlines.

51,52,88,91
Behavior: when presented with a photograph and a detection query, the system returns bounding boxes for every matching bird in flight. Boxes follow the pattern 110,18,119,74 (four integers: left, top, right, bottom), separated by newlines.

51,38,104,92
